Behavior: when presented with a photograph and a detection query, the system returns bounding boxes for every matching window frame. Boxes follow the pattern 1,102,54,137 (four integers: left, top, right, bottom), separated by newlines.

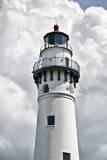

47,115,55,126
63,152,71,160
44,84,49,93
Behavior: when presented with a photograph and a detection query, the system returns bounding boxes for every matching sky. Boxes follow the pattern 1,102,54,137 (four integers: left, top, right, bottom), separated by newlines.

0,0,107,160
73,0,107,10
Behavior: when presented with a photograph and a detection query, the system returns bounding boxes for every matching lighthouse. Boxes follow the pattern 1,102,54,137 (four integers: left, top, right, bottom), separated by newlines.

33,25,80,160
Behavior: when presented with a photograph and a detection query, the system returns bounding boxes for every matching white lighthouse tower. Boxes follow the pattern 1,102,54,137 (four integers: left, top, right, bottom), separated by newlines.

33,25,80,160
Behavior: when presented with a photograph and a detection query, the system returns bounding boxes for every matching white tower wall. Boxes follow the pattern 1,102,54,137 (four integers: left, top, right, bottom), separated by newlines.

34,92,79,160
41,47,72,59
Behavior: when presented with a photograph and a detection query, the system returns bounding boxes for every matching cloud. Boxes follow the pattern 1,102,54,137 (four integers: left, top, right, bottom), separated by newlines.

71,6,107,160
0,0,107,160
0,76,36,160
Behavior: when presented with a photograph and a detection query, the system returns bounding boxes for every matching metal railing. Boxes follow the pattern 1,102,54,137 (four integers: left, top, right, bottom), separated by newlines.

33,57,80,73
40,43,72,52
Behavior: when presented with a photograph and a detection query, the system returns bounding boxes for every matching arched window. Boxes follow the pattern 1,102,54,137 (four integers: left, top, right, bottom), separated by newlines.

44,85,49,93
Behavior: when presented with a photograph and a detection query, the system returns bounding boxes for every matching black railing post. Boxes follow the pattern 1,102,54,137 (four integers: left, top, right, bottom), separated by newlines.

44,71,47,82
65,71,67,81
58,70,60,81
50,70,53,81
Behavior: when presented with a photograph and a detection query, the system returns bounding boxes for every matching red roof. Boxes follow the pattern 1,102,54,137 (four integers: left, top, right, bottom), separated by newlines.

44,25,69,40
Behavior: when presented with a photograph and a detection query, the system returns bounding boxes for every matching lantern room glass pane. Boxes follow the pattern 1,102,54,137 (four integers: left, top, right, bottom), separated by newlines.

62,35,67,44
55,34,62,45
45,37,48,43
48,34,55,45
45,33,68,45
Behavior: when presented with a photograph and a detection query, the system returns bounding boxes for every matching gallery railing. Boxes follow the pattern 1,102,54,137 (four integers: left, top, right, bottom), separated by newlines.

40,43,72,52
33,57,80,73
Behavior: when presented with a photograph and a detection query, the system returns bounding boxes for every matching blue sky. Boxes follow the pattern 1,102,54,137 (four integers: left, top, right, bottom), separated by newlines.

73,0,107,10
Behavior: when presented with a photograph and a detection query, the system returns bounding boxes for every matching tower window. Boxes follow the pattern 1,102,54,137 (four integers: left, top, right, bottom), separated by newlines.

47,116,55,126
65,57,69,68
63,153,70,160
44,85,49,93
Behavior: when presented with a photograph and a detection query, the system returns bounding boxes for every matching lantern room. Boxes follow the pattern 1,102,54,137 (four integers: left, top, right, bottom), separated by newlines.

44,25,69,46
